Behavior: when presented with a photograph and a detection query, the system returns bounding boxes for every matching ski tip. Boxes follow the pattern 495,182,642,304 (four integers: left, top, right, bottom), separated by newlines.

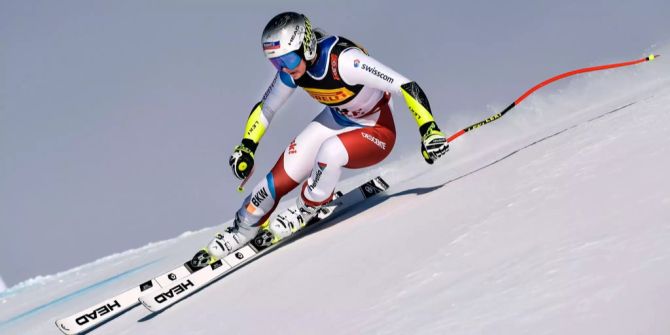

138,296,155,312
54,319,74,335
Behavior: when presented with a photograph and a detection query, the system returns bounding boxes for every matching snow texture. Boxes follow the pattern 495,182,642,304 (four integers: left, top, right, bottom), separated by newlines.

0,47,668,334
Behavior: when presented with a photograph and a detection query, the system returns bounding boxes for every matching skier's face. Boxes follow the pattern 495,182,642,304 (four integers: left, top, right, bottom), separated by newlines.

282,59,306,80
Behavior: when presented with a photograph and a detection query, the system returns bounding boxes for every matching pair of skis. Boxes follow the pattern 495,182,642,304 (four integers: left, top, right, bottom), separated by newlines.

55,176,389,334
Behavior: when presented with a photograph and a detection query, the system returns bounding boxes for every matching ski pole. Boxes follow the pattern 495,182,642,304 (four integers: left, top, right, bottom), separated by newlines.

446,54,659,143
237,166,255,193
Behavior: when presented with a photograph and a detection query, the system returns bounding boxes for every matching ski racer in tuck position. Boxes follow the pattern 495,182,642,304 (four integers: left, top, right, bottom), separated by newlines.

192,11,449,267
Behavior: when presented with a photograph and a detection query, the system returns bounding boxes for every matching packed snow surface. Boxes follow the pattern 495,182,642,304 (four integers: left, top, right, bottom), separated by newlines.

1,51,669,334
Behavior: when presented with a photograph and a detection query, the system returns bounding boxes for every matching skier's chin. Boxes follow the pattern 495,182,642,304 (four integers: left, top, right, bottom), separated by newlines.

283,68,305,80
290,72,305,80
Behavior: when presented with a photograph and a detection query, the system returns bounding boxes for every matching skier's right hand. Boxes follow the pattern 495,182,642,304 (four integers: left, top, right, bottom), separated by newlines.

420,121,448,164
229,139,256,180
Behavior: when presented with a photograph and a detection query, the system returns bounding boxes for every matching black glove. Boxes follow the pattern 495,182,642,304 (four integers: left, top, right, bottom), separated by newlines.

229,139,256,180
420,121,449,164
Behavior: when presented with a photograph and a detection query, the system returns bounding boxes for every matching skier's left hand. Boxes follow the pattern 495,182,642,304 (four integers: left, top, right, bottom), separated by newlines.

229,140,256,180
420,121,448,164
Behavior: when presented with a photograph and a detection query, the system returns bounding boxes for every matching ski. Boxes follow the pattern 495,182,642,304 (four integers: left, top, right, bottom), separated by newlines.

138,176,389,313
55,261,197,334
54,176,388,333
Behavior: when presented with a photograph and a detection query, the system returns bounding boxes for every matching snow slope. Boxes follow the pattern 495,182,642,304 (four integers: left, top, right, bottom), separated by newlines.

1,51,669,334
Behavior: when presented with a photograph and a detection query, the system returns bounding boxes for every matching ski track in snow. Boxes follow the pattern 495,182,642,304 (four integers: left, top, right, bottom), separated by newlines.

1,52,669,334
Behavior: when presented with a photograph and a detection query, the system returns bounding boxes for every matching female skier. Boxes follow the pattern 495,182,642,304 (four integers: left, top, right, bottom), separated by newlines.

192,11,448,267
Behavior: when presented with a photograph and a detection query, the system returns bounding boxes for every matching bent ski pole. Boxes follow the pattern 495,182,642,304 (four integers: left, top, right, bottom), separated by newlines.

447,54,659,143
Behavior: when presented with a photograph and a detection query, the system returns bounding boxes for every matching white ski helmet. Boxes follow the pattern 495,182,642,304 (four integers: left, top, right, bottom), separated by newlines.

261,12,317,70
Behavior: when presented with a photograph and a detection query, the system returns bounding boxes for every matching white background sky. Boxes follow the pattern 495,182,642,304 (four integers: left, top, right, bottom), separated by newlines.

1,0,668,287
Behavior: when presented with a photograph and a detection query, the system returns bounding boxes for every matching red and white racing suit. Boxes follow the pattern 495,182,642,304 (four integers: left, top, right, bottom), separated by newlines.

238,34,428,228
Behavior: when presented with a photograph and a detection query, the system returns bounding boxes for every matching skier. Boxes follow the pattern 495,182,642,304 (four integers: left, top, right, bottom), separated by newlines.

192,12,448,267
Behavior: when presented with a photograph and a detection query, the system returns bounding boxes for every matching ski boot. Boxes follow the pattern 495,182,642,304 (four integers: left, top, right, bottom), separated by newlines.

189,212,258,270
266,197,322,245
254,192,344,248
